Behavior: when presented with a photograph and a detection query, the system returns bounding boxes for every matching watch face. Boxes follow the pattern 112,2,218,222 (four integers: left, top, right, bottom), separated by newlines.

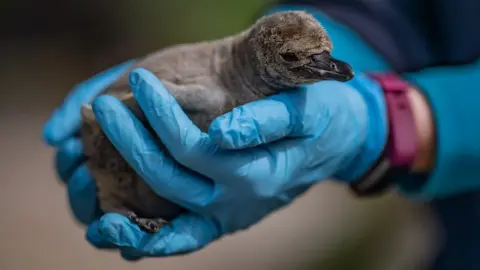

350,157,392,196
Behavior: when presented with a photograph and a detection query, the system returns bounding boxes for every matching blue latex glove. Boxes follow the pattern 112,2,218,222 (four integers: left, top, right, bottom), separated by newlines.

43,60,135,224
85,68,387,260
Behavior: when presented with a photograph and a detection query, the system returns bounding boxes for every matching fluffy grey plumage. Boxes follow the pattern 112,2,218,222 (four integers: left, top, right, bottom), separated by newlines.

80,11,354,233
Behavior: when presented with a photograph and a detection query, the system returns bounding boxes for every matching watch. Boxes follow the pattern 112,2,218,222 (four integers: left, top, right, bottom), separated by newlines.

349,72,418,197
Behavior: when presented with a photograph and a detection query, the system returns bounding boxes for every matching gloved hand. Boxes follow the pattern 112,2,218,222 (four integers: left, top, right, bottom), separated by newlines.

42,60,135,224
85,68,388,260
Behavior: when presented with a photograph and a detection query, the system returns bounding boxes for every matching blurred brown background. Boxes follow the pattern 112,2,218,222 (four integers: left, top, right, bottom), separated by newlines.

0,1,441,269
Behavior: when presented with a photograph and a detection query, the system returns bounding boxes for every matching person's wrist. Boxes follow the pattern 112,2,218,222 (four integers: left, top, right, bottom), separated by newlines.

348,72,429,196
407,85,435,172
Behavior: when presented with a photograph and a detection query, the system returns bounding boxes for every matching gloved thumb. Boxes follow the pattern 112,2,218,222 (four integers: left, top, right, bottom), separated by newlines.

208,84,338,150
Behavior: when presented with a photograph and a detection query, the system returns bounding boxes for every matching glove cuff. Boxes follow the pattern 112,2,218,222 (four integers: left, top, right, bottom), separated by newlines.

334,74,389,183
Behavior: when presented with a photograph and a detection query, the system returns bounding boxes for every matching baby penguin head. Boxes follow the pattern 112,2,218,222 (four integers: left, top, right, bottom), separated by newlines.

249,11,354,87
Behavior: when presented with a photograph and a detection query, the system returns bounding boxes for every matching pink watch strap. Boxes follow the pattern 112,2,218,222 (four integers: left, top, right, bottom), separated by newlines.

350,72,418,196
370,73,418,167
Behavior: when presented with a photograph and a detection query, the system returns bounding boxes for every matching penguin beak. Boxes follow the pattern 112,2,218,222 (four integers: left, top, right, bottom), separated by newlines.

308,51,354,82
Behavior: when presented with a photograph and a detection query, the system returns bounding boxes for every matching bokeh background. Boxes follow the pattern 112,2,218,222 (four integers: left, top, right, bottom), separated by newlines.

0,1,441,269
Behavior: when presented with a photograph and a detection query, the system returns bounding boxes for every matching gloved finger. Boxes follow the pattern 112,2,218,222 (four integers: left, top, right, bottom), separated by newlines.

89,212,219,257
208,95,295,149
91,95,214,210
43,60,134,146
54,137,85,183
129,68,221,170
67,164,103,225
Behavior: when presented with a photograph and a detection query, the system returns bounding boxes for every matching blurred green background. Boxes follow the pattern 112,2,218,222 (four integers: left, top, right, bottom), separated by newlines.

0,1,440,269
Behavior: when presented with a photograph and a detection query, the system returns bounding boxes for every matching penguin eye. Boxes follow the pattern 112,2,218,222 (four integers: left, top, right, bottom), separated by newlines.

280,52,299,62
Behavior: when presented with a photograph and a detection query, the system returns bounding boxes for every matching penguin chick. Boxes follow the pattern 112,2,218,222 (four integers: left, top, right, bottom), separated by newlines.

79,10,354,233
